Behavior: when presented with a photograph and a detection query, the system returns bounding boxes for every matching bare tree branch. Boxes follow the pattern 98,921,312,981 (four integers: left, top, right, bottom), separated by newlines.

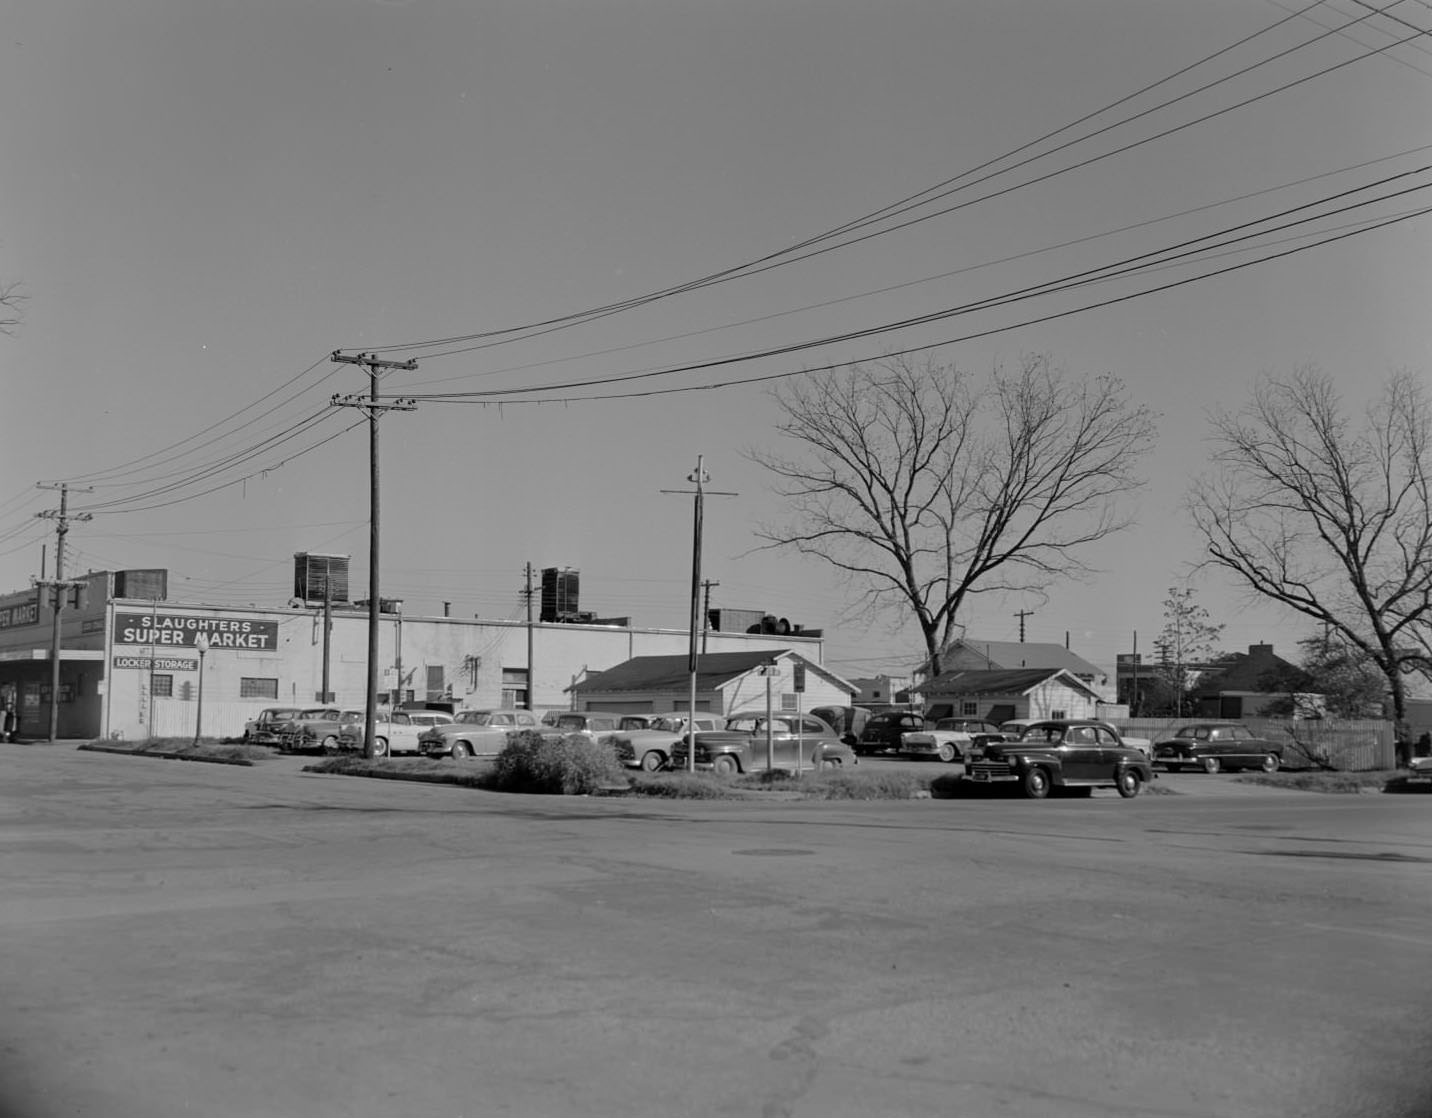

1188,366,1432,731
749,353,1157,675
0,280,24,336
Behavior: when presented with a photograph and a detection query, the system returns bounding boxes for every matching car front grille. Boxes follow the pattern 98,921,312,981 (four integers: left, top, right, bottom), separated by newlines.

968,760,1013,779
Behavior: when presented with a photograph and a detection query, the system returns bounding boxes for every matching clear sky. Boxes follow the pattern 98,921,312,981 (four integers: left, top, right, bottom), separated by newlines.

2,0,1430,681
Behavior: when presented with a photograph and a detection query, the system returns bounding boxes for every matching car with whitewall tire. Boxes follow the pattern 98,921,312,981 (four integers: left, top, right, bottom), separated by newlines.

418,709,540,761
964,719,1153,799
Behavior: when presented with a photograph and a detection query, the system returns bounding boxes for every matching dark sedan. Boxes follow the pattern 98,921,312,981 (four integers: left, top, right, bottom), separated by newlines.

1153,722,1283,773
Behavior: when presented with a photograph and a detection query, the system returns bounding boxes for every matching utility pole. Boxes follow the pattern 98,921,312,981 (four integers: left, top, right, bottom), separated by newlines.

700,579,719,654
522,562,535,710
35,482,93,743
662,457,735,772
1014,609,1034,642
330,351,417,759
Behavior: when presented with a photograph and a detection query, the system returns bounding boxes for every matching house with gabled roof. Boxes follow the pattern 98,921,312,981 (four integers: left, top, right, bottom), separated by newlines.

914,667,1105,725
566,650,856,715
926,638,1113,700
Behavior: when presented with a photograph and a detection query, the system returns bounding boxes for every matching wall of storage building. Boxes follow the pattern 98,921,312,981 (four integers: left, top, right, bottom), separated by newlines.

106,602,820,741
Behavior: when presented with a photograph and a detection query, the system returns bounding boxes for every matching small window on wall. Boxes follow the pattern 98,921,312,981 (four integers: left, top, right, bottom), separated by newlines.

1051,709,1066,720
502,667,529,685
152,675,174,698
962,701,978,716
502,688,528,709
780,693,798,712
240,677,279,700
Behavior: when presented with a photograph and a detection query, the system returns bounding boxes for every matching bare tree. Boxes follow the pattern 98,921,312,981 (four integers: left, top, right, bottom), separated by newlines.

0,279,23,335
1150,586,1225,717
1189,367,1432,734
750,353,1157,676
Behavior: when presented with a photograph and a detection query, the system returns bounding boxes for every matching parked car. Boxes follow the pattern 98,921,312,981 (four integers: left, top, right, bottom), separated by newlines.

403,710,455,729
964,718,1153,799
242,707,304,745
1153,722,1283,773
855,709,928,756
278,707,364,753
541,711,629,748
899,717,1007,763
419,708,541,760
669,712,857,775
336,710,429,756
809,705,872,747
1407,755,1432,786
610,713,722,771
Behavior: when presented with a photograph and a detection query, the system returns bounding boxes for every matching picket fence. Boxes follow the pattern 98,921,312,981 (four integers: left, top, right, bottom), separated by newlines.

1106,717,1395,771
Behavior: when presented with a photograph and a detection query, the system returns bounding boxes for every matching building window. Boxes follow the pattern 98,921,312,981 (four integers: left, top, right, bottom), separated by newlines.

240,677,279,700
152,674,174,698
501,668,529,709
1051,708,1066,720
425,665,445,700
962,701,978,716
780,693,798,712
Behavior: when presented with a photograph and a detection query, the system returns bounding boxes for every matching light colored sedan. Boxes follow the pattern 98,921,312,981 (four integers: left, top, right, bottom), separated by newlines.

419,709,540,760
336,710,428,757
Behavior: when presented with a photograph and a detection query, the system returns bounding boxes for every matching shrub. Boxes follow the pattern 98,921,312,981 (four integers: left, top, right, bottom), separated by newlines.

489,730,629,795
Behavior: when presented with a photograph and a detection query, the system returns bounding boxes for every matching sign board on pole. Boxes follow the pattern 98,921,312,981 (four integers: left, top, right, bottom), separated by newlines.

793,662,806,693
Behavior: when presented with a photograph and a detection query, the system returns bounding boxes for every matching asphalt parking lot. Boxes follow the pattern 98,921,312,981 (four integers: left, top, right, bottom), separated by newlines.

1,742,1429,1118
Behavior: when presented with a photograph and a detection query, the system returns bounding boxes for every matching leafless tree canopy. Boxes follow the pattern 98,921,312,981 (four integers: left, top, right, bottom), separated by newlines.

0,280,23,336
750,354,1157,675
1188,366,1432,727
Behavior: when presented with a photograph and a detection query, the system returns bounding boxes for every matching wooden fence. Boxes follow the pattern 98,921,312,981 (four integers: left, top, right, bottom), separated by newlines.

1106,717,1395,771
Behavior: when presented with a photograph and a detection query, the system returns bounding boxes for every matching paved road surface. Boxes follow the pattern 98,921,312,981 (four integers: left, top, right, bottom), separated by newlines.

1,743,1429,1118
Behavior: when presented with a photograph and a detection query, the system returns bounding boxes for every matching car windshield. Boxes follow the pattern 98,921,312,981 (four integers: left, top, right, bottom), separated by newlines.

456,711,495,726
650,716,687,732
298,708,335,719
556,715,590,730
1019,726,1066,743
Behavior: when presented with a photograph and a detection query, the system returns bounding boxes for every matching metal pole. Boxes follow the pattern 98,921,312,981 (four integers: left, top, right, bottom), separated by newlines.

46,488,68,744
765,668,774,772
192,636,208,746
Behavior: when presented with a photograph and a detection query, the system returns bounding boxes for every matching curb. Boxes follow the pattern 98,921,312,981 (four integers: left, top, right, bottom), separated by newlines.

76,743,255,767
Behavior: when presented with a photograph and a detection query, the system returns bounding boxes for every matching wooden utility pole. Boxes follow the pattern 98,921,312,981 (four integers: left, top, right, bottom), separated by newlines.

523,562,535,710
330,352,417,759
1014,608,1034,642
662,458,735,771
701,579,719,654
35,482,93,743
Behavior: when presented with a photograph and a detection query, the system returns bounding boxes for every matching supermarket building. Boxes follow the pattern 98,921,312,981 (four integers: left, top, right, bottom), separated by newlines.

0,568,826,742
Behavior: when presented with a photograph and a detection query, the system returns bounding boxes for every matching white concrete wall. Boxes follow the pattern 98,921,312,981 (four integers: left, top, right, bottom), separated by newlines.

98,603,822,741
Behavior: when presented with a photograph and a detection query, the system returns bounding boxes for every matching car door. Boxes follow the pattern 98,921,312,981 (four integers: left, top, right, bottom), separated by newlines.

1060,725,1102,780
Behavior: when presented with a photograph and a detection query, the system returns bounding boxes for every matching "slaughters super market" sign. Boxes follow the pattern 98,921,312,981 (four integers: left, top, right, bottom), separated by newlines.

113,613,279,650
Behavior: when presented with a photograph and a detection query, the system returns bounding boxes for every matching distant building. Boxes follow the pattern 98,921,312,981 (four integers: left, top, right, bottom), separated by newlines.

567,651,855,715
1186,643,1303,718
0,569,823,742
924,638,1113,701
847,674,914,706
915,668,1105,724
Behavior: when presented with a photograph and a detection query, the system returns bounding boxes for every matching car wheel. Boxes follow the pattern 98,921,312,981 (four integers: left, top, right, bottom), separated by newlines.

1117,769,1142,798
712,755,739,776
937,742,956,763
1261,753,1279,773
1021,766,1051,800
1201,756,1221,774
371,737,389,757
639,750,665,772
449,741,471,760
321,735,338,751
815,756,841,771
